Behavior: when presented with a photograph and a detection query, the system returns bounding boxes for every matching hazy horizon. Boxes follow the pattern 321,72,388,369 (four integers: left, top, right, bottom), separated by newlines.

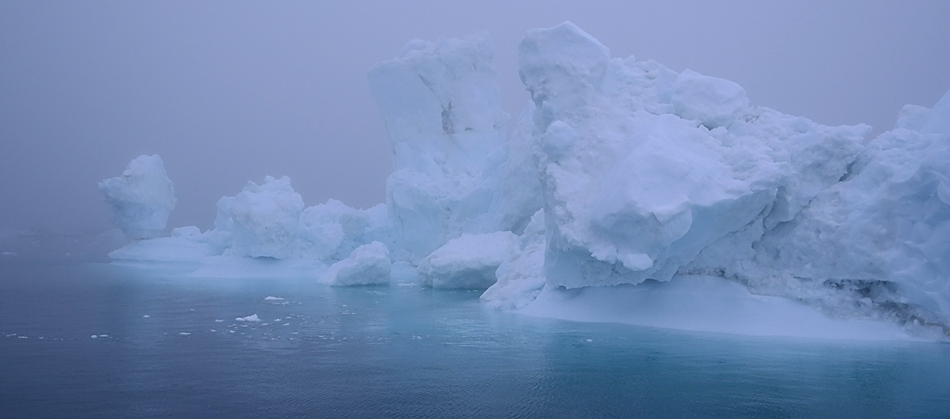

2,0,949,235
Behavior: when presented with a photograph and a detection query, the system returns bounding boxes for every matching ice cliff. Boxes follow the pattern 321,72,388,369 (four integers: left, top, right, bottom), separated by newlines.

102,22,950,336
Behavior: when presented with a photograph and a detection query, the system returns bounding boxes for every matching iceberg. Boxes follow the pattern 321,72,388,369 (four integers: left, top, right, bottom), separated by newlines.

99,155,176,240
101,22,950,338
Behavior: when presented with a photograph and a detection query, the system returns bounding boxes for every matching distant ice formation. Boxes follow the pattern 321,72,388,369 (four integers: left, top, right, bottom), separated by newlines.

103,22,950,338
99,154,176,239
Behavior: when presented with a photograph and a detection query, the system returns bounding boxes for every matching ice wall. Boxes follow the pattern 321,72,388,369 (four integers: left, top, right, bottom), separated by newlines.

368,33,541,261
724,90,950,325
99,155,176,239
518,22,866,288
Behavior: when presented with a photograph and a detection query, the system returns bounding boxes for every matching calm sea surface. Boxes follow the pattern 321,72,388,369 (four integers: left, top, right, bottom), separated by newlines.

1,262,949,418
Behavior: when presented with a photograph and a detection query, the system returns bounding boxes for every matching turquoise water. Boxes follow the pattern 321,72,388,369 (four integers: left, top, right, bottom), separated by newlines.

1,263,949,418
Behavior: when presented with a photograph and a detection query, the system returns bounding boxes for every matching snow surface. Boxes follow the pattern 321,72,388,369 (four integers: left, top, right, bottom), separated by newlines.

99,155,176,239
102,22,950,339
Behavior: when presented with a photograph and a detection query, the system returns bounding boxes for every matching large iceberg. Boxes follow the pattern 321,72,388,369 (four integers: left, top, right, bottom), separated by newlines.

99,155,176,240
102,22,950,338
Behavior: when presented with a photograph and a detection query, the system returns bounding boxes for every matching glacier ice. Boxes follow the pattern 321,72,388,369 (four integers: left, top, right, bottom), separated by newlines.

319,241,392,286
102,22,950,338
99,155,176,240
368,32,540,261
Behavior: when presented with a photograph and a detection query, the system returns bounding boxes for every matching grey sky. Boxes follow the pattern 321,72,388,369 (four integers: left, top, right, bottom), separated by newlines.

1,0,948,235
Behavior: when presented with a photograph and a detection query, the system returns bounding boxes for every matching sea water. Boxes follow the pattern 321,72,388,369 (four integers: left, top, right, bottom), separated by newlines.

1,262,949,418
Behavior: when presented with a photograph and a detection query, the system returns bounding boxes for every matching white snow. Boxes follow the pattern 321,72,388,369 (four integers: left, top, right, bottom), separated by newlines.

318,241,392,286
418,231,518,289
99,155,176,240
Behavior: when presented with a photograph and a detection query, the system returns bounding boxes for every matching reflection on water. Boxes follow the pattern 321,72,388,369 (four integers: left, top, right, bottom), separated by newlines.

1,263,948,418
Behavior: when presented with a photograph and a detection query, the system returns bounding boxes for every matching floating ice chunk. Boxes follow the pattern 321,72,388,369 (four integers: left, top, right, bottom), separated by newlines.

419,231,518,289
99,155,176,239
236,314,261,322
319,241,392,286
214,319,224,322
142,315,150,318
179,332,191,336
90,335,98,339
263,296,284,301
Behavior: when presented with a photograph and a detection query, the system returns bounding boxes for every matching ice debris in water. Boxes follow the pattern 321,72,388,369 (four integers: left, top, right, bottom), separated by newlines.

102,21,950,338
236,314,261,322
263,296,284,301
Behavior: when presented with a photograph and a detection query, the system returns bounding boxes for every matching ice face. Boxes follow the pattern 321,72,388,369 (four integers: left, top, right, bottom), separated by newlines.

519,21,867,289
319,241,392,286
99,155,176,240
368,33,539,261
417,231,518,289
731,95,950,325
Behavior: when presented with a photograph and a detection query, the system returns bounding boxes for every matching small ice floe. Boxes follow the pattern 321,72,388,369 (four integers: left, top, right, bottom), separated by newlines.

1,251,17,256
210,329,216,332
91,335,98,339
18,336,28,339
236,314,261,322
143,315,150,318
586,339,593,342
214,319,224,323
274,318,282,322
179,332,191,336
5,333,16,337
99,334,109,338
264,296,284,301
283,323,290,326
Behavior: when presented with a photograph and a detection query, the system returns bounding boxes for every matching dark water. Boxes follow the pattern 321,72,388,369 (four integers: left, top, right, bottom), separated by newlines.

1,263,949,418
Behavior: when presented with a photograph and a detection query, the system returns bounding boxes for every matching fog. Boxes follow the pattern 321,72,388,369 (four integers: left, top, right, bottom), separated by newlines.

2,0,948,235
